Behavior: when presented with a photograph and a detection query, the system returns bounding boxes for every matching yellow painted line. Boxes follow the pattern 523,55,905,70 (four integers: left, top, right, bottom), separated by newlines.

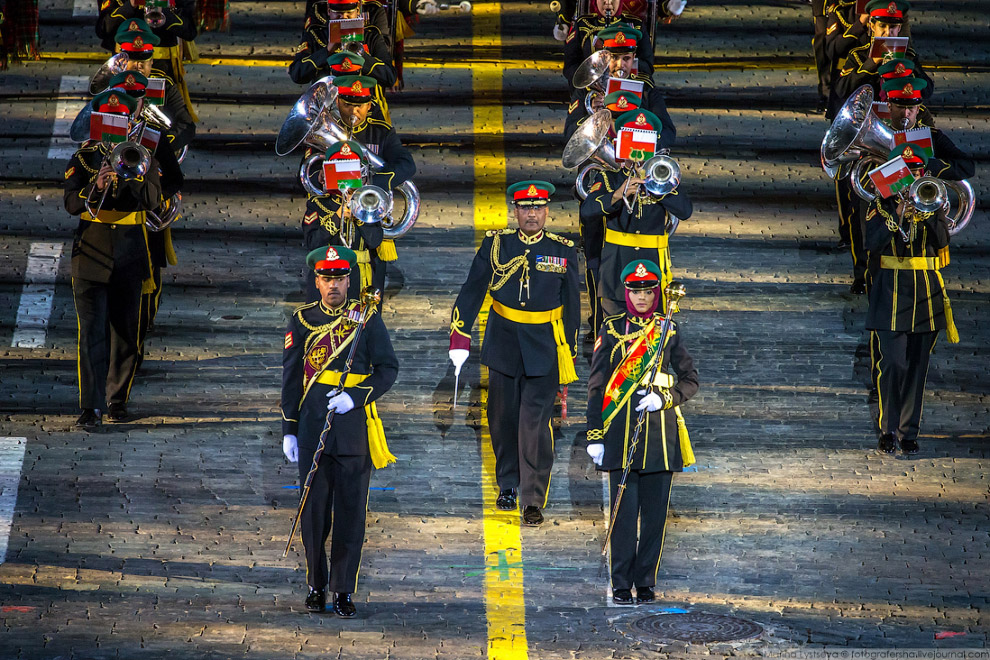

471,4,527,660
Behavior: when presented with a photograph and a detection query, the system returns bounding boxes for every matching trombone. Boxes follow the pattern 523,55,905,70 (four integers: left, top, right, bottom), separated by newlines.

84,139,153,220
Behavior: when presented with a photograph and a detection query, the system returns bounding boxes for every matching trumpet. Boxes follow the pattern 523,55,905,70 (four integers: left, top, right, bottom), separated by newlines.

144,0,171,28
84,140,152,219
620,152,680,212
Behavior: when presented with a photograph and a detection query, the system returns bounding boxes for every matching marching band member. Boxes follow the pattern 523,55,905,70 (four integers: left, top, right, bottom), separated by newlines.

64,89,163,428
281,245,398,615
580,110,691,320
865,144,956,456
449,181,580,526
96,3,197,72
563,0,656,90
586,260,697,604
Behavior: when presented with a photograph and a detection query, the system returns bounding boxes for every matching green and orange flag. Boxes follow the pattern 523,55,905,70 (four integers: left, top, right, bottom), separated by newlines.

601,322,663,432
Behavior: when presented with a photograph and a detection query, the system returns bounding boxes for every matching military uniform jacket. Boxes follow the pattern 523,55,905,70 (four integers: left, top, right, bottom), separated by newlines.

289,5,396,87
563,86,676,147
580,169,692,301
451,229,580,379
150,69,196,152
281,300,399,452
586,312,698,472
64,141,161,283
562,14,655,89
303,192,384,253
913,125,976,181
829,43,932,119
352,116,416,189
864,196,949,333
96,0,197,52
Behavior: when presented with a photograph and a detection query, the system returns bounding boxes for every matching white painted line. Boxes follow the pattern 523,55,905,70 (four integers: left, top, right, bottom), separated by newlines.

72,0,98,19
48,75,89,161
11,242,64,349
0,438,27,565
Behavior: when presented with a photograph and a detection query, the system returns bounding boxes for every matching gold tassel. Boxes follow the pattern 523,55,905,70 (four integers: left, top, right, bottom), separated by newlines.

377,239,398,262
164,227,178,266
675,407,695,468
935,271,959,344
396,12,415,40
937,246,950,269
366,402,396,469
552,318,577,385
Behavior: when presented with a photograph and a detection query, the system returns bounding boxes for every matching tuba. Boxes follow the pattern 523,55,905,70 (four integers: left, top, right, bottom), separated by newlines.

561,109,619,200
572,50,610,115
276,77,420,239
908,177,975,236
821,85,894,179
90,53,130,95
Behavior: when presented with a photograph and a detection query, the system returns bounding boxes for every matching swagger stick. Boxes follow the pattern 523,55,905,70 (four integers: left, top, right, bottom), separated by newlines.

599,282,685,572
283,287,382,558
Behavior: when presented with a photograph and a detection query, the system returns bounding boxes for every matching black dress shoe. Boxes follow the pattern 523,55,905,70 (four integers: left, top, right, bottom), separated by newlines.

522,505,544,526
636,586,655,603
612,588,633,605
877,432,897,454
333,592,356,618
305,588,326,612
899,437,919,455
836,237,851,249
106,403,128,423
75,409,102,430
849,279,866,295
496,489,517,511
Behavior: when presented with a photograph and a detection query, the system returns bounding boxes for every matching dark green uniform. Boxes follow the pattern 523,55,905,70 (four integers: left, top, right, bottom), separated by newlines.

96,0,197,79
586,311,698,591
562,13,657,89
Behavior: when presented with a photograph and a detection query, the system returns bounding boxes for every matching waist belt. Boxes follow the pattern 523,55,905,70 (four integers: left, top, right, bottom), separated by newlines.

491,301,563,324
880,256,939,270
605,229,669,249
82,210,146,225
353,249,371,264
315,371,370,387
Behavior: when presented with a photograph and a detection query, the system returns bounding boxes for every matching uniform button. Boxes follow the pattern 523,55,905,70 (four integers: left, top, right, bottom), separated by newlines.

635,230,641,234
520,302,526,307
634,247,640,251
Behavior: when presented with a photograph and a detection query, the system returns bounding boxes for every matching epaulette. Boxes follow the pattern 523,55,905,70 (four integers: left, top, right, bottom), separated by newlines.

293,301,320,318
366,116,393,130
150,68,175,86
545,231,575,248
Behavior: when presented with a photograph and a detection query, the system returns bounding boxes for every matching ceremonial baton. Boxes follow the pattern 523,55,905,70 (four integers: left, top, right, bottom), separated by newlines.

283,287,382,558
598,281,685,573
439,2,472,12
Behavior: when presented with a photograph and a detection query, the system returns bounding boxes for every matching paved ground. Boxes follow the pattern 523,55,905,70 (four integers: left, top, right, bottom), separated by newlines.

1,0,988,658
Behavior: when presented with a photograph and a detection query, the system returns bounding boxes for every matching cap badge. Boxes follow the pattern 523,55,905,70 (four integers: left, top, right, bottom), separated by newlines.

903,83,914,93
125,74,136,86
615,33,626,44
343,57,353,68
134,36,144,47
108,93,120,106
887,1,897,12
340,143,352,156
635,112,647,125
128,20,140,31
895,62,906,74
617,96,629,109
526,184,539,196
903,146,913,158
635,263,647,277
326,247,339,261
352,80,364,91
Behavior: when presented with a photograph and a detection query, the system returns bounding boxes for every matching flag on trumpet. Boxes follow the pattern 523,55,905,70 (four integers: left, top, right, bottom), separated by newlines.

329,18,364,47
893,127,933,160
869,36,908,61
145,78,166,106
91,112,129,143
139,126,162,152
613,110,662,162
868,156,916,199
605,77,644,100
323,141,364,193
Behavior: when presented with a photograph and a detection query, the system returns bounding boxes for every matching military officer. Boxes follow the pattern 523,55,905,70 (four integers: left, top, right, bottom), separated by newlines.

302,141,388,302
586,259,698,604
580,110,691,321
864,144,958,456
449,181,580,526
281,245,398,616
64,89,163,428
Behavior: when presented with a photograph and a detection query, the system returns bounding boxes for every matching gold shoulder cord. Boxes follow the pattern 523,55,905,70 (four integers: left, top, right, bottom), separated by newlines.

489,233,531,299
313,197,340,234
606,319,652,362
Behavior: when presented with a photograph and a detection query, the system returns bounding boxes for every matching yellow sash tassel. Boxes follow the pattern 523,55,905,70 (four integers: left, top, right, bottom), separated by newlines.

366,401,396,469
164,227,178,266
675,407,694,468
377,238,398,262
552,317,578,385
396,11,415,41
934,271,959,344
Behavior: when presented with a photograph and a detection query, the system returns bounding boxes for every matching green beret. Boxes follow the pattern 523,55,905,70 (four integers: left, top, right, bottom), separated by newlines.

507,180,555,205
333,75,378,103
116,28,160,47
621,259,662,289
114,18,155,40
306,245,358,275
882,75,926,105
877,58,916,78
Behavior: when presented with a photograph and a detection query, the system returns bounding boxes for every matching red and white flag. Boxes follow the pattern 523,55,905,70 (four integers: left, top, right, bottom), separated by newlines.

893,127,933,159
323,157,363,192
91,112,129,143
869,36,908,60
872,101,890,121
139,126,161,152
145,78,167,106
605,77,644,99
329,18,364,47
615,127,657,162
869,156,916,199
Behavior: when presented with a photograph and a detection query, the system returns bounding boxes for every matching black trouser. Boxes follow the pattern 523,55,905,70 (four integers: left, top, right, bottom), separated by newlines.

487,368,557,508
72,272,143,409
835,177,866,282
297,449,372,594
138,265,163,356
585,257,603,336
812,0,829,99
607,469,673,591
873,330,938,443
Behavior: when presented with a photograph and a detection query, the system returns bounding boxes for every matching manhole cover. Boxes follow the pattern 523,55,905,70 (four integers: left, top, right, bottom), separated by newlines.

628,612,764,643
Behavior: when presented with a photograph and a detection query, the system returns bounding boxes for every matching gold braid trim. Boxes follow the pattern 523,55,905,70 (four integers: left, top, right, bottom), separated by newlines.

450,307,469,337
312,196,341,234
489,233,530,292
877,202,901,235
587,429,604,442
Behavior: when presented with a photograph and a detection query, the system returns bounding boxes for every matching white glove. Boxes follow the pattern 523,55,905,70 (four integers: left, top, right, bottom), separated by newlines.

416,0,439,15
635,388,663,413
667,0,686,15
449,349,469,376
282,434,299,463
553,23,569,41
326,391,355,414
587,443,605,466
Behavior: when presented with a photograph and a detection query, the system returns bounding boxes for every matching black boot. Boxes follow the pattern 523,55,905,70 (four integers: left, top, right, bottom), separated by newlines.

106,403,129,423
333,592,356,617
522,506,544,526
899,436,919,455
496,489,517,511
305,588,326,612
612,588,633,605
636,586,655,603
876,432,897,454
75,409,102,430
